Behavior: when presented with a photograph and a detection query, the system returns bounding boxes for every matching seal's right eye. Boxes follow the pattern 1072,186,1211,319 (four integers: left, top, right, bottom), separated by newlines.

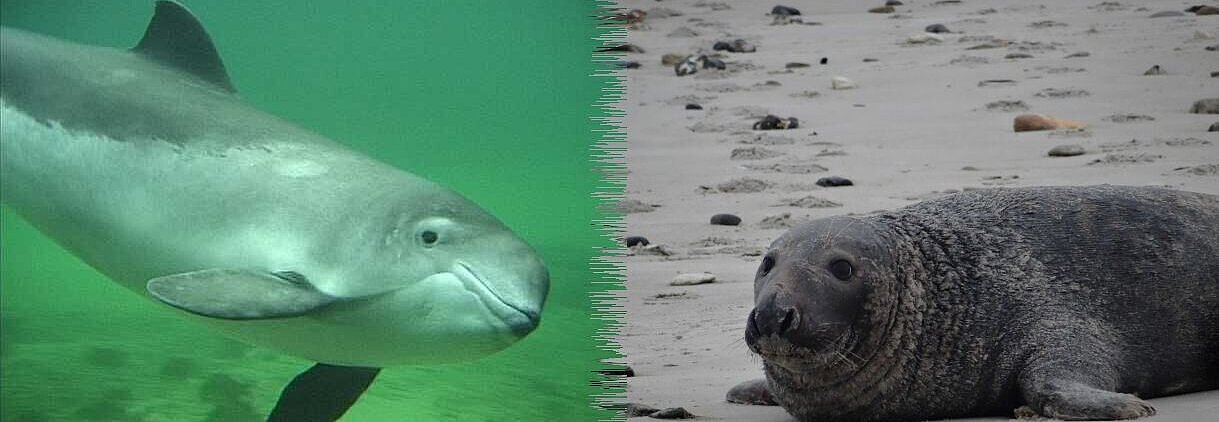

829,259,853,281
759,255,776,276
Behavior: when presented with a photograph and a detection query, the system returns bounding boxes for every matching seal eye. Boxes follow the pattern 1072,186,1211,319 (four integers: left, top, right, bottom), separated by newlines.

420,230,439,246
759,255,776,276
828,259,853,281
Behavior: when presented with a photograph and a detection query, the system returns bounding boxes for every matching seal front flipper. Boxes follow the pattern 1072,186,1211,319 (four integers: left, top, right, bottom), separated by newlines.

726,378,778,405
267,364,381,422
146,269,337,319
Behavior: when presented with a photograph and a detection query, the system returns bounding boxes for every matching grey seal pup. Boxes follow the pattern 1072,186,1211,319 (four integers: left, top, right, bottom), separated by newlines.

732,185,1219,421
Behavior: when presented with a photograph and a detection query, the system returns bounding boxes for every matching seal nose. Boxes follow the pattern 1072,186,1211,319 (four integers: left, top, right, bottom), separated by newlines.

750,296,801,338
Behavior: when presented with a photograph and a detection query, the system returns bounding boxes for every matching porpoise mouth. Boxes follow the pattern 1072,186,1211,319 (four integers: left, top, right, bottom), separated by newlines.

453,262,539,335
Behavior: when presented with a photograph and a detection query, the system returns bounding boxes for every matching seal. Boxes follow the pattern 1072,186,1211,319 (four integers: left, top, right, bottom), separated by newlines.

732,185,1219,421
1,1,548,419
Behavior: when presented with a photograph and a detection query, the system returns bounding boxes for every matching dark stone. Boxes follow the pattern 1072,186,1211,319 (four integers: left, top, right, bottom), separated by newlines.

625,403,660,417
1210,122,1219,132
869,6,896,13
597,365,636,377
886,0,904,5
1191,98,1219,114
786,62,810,69
1005,53,1034,59
925,24,950,33
820,57,828,65
685,103,703,110
713,39,756,53
710,213,743,226
753,115,799,130
650,407,696,419
816,176,854,187
771,5,801,16
625,236,650,247
700,56,727,70
1048,145,1086,157
598,43,645,53
1143,65,1165,75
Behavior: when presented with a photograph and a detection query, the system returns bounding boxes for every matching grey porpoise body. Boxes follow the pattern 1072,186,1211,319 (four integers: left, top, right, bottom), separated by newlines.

740,185,1219,421
3,2,549,419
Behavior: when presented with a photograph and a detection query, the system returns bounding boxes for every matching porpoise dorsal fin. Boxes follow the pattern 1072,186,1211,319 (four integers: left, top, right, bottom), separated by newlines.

131,0,236,93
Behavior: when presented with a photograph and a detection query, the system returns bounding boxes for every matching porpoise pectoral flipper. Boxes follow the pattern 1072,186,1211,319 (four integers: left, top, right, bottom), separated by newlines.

267,364,382,422
147,269,337,320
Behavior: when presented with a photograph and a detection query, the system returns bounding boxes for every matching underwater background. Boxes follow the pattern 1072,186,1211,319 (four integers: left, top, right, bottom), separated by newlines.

0,1,624,420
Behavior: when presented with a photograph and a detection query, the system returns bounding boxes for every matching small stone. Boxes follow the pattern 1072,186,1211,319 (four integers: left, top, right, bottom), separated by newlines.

831,76,858,90
752,115,799,130
625,403,660,417
1048,145,1086,157
700,56,726,70
600,44,645,53
820,57,829,65
1102,114,1155,123
925,23,951,33
886,0,904,5
978,79,1018,87
650,407,696,419
1064,51,1091,58
862,57,879,62
1005,53,1034,59
713,39,756,53
1207,44,1219,51
710,214,742,226
597,366,636,377
985,100,1030,112
771,5,801,16
869,6,896,13
1014,114,1087,132
685,103,703,110
624,236,650,247
1210,122,1219,132
815,176,854,187
1143,65,1165,75
1193,5,1219,15
671,273,716,286
785,62,810,69
1190,98,1219,114
1149,11,1185,17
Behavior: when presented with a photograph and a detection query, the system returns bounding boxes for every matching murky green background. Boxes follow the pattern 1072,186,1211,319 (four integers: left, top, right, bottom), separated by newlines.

1,1,622,420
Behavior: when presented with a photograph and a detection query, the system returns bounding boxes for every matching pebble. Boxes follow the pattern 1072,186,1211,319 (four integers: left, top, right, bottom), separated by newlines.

650,407,696,419
820,57,828,65
785,62,810,69
625,403,659,417
771,5,801,16
1005,53,1034,59
600,43,645,53
1047,145,1086,157
1143,65,1165,75
671,273,716,286
752,115,799,130
1190,98,1219,114
831,76,858,90
925,23,950,33
887,0,904,5
816,176,854,187
1192,5,1219,15
862,58,879,62
1209,122,1218,132
869,6,896,13
713,39,756,53
1014,114,1087,132
685,103,702,110
624,236,650,247
709,214,742,226
1064,51,1091,58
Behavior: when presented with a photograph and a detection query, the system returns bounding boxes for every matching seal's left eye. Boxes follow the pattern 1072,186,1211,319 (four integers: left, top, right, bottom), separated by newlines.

420,230,439,246
828,259,853,281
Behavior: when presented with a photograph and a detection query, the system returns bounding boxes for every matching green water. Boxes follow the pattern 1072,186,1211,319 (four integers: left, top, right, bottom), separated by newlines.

0,1,624,420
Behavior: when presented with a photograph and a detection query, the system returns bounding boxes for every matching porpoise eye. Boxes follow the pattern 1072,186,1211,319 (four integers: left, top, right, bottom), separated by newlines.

759,255,776,276
420,230,439,247
829,259,853,281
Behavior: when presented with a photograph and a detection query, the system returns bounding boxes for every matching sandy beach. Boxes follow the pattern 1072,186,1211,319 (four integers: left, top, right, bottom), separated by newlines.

614,0,1218,420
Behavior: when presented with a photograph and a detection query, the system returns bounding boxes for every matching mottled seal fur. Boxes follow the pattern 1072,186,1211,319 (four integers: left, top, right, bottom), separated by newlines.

734,185,1219,421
